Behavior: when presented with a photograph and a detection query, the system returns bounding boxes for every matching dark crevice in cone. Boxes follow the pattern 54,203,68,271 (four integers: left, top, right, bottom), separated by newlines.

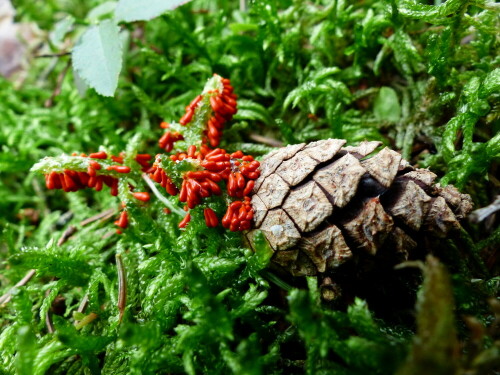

358,174,390,198
325,258,423,324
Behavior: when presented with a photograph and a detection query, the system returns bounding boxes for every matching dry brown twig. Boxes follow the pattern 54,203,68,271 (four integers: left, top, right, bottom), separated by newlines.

116,253,127,323
0,269,36,306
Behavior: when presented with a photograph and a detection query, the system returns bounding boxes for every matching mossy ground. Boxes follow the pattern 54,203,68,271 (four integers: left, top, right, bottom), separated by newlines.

0,1,498,374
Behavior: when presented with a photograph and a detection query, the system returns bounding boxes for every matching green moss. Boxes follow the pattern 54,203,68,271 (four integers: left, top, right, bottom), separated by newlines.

1,0,498,374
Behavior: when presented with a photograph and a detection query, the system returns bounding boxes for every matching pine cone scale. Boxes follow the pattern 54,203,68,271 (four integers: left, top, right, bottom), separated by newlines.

384,180,432,231
282,181,333,232
360,147,401,188
341,197,394,256
276,153,320,186
301,138,346,163
254,142,306,191
313,153,366,208
300,224,352,272
255,173,289,210
258,208,301,251
341,140,382,158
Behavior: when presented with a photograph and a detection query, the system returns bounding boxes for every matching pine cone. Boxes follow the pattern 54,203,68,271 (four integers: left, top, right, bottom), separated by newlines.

247,139,473,277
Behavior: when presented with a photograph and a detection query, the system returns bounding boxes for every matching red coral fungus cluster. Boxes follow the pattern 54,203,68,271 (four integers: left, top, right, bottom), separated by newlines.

114,211,128,233
43,152,152,196
158,128,183,153
42,152,154,232
148,75,259,230
222,197,253,231
44,152,123,195
45,169,119,195
38,74,259,234
205,78,237,147
158,76,237,152
149,146,260,230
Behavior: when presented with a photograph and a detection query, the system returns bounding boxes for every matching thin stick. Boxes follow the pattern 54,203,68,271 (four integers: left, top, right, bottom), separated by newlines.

57,225,77,246
34,52,71,58
44,277,58,333
74,295,90,327
0,269,36,305
77,295,89,314
142,174,184,216
45,60,71,108
101,230,116,240
469,195,500,223
45,288,55,334
249,133,283,147
80,208,116,226
116,254,127,324
32,178,50,217
45,309,55,333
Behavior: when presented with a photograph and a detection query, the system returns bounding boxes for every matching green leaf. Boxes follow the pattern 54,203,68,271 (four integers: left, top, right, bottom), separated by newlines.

374,87,401,123
347,299,380,339
72,19,123,97
115,0,192,22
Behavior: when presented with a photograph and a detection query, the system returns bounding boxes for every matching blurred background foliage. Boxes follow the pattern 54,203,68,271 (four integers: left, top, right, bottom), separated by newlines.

0,0,499,374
